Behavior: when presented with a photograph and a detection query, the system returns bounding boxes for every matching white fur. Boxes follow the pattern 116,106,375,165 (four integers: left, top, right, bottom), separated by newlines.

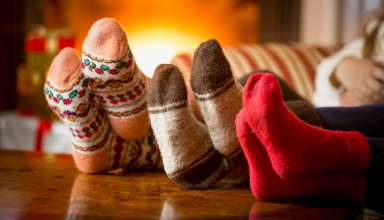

313,39,364,106
314,22,384,106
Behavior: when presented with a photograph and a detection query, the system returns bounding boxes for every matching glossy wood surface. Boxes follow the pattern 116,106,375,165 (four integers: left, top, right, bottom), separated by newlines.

0,150,381,219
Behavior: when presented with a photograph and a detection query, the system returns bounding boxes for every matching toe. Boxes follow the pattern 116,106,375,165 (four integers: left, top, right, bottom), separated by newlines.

148,64,187,108
47,47,82,90
81,18,138,81
191,39,233,94
82,18,128,60
45,48,91,123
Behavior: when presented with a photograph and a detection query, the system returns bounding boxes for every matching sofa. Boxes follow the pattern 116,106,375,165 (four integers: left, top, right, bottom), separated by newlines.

172,43,331,101
0,43,332,153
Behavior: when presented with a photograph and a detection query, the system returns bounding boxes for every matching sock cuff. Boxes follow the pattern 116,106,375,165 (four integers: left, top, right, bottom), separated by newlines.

341,131,370,175
337,174,366,205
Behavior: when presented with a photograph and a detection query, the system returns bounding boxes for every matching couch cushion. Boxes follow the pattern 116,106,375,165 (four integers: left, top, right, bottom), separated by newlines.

171,43,332,100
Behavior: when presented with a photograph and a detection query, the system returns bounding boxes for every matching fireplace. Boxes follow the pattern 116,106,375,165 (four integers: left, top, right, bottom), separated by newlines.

1,0,305,111
58,0,260,75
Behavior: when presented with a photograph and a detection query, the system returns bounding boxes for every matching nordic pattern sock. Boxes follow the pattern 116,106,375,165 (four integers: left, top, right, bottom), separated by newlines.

242,73,370,179
44,48,161,174
148,64,227,189
236,109,366,204
81,18,149,141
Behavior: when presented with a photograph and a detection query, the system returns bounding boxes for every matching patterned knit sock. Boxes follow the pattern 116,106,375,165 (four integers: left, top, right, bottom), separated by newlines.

81,18,149,141
148,64,227,189
236,109,366,204
44,48,161,174
191,39,248,185
242,73,370,179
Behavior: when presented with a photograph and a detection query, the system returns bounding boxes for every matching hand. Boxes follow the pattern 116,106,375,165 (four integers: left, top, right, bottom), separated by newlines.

340,90,358,106
335,57,384,105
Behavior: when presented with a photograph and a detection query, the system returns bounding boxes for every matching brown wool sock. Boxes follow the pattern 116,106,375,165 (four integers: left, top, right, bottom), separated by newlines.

240,73,326,128
190,39,248,185
148,64,228,189
285,100,327,128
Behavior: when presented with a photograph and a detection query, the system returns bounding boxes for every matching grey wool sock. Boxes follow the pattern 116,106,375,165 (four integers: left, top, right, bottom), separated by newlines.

148,64,228,189
191,39,248,185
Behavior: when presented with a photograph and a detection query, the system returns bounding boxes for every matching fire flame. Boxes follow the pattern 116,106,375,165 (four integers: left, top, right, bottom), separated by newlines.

128,28,202,76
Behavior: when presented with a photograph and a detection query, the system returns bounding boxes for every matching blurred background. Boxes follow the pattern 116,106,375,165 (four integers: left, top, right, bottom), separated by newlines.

0,0,383,153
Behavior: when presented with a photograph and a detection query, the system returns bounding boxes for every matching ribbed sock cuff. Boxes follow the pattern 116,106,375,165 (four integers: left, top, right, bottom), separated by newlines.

338,174,366,205
342,131,370,175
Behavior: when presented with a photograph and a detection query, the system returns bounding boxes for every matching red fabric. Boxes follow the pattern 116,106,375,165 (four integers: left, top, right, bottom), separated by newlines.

235,73,370,204
242,73,369,179
16,109,36,117
26,37,45,52
58,37,75,49
236,111,365,204
26,36,74,53
35,119,52,152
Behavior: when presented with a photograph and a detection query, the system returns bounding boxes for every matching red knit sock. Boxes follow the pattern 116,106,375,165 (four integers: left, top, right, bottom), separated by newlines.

242,73,370,180
236,109,366,204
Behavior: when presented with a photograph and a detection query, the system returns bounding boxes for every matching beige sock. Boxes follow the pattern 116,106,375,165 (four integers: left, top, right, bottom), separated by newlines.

148,64,227,188
191,39,248,185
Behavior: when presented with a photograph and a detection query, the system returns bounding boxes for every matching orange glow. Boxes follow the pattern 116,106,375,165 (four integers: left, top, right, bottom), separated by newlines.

61,0,259,76
129,28,203,76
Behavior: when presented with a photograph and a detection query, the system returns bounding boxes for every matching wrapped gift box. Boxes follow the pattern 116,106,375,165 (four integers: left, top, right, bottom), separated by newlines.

0,111,71,153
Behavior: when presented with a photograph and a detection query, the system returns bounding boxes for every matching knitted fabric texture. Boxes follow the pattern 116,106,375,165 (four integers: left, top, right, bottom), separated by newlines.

148,64,227,189
191,39,243,158
44,70,161,173
81,49,148,119
242,73,370,179
236,109,366,204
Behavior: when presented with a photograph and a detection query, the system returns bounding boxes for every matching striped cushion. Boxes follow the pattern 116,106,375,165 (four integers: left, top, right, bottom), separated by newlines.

171,43,332,100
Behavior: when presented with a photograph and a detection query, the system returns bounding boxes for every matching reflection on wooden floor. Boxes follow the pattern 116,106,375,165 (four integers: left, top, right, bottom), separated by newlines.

0,150,382,219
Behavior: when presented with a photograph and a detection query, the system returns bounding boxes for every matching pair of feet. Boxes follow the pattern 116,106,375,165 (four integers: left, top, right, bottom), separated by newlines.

45,18,161,172
236,73,370,204
44,18,246,187
45,17,370,204
147,39,247,188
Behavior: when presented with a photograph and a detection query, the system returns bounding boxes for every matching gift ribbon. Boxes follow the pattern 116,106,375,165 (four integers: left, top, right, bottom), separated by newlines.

26,36,75,53
34,119,52,152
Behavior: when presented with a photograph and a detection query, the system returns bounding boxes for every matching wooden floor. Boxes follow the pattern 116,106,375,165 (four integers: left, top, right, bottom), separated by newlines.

0,150,381,219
